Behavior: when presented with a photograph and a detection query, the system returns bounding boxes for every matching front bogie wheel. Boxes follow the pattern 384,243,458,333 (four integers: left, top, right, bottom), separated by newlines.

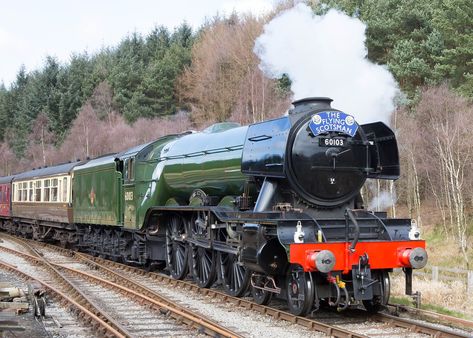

286,264,314,316
363,270,390,313
252,286,273,305
251,274,273,305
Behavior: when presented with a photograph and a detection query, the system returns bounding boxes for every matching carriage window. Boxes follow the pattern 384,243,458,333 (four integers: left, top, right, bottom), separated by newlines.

63,177,68,202
0,186,3,203
22,182,27,201
12,184,15,202
29,182,34,202
51,178,58,202
44,179,50,202
35,180,42,202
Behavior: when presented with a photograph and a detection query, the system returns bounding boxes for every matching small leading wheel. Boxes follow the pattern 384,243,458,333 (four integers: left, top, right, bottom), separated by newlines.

251,274,273,305
286,264,314,316
218,252,250,297
363,270,390,313
165,214,189,280
252,286,273,305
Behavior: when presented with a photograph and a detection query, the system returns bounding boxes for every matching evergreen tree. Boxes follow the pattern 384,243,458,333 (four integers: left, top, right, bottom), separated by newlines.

9,66,31,155
0,83,8,141
315,0,473,97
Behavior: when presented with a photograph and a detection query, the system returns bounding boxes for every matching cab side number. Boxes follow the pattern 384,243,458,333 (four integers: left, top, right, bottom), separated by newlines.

125,191,134,201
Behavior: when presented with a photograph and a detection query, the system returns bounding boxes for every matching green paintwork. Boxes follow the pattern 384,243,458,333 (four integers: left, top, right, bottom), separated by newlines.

122,124,249,230
70,122,250,230
160,124,249,201
121,136,179,229
72,155,123,226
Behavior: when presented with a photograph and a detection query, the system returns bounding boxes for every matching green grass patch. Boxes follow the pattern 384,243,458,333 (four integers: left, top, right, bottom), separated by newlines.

389,295,412,306
421,303,472,320
390,296,472,320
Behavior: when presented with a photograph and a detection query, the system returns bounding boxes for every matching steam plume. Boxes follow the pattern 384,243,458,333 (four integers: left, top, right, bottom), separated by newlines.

368,189,397,212
254,4,399,124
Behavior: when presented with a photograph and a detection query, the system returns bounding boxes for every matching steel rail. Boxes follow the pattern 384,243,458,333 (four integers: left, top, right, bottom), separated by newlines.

56,263,243,338
387,303,473,330
8,238,366,338
81,252,473,338
0,258,125,338
0,245,133,337
74,251,243,338
67,251,370,338
6,235,472,338
373,313,472,338
0,237,242,338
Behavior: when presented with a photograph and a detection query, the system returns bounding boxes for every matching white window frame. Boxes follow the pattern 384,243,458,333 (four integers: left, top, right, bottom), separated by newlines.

13,175,72,203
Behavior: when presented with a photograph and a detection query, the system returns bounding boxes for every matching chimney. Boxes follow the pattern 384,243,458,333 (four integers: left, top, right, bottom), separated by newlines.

290,97,333,114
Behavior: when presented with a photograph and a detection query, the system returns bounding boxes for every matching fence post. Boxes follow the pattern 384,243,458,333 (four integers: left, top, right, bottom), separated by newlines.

468,271,473,295
432,266,439,282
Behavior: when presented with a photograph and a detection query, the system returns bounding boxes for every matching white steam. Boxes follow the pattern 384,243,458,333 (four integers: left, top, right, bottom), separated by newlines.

364,179,397,211
368,190,396,212
254,4,399,124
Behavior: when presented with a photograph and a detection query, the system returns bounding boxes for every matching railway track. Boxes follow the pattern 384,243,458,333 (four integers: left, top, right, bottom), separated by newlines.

1,234,472,338
0,255,126,337
386,303,473,332
70,251,472,338
0,235,242,337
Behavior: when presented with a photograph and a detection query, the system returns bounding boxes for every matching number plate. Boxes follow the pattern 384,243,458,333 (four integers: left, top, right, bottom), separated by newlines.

319,137,345,147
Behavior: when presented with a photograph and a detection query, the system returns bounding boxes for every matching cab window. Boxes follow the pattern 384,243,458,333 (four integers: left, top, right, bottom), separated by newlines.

124,158,134,181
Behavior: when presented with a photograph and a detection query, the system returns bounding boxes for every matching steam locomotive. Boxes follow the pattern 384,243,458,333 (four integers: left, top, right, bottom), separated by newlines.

0,97,427,316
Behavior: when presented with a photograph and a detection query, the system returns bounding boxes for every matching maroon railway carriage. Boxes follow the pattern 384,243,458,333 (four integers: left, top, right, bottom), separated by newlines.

0,175,14,218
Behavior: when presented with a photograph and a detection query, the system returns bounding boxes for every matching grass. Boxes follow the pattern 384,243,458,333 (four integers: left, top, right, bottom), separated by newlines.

390,296,472,319
389,203,473,318
390,273,473,318
389,295,413,306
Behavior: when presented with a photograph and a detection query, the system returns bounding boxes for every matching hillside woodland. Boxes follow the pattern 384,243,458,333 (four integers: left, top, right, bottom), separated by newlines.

0,0,472,267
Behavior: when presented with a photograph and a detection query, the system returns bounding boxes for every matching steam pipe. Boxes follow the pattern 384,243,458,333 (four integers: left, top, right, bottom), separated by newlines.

328,281,341,307
338,286,349,311
254,179,278,212
346,209,360,252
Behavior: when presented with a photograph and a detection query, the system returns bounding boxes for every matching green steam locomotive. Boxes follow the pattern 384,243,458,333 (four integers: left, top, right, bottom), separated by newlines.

0,97,427,316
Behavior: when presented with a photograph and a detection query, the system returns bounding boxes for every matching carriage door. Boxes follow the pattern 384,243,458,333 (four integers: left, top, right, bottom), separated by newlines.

123,157,136,228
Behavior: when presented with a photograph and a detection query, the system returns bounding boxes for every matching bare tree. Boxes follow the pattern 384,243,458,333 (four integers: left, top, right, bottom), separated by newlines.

415,85,472,267
396,107,423,227
177,15,290,128
0,142,17,175
26,112,54,167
